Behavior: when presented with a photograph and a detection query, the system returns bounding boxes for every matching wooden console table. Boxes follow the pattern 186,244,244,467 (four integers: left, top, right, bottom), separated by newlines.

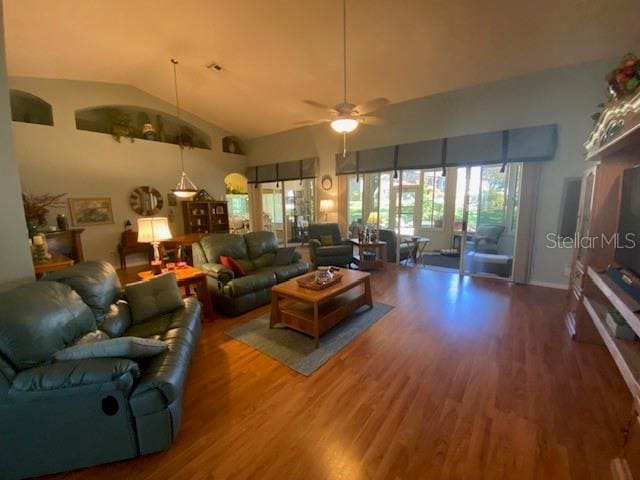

34,253,74,279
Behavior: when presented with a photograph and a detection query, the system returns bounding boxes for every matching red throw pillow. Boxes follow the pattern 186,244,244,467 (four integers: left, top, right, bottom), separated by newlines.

220,256,246,278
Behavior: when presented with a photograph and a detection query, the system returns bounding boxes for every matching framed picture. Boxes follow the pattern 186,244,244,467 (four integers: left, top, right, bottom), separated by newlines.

215,206,225,214
68,197,114,226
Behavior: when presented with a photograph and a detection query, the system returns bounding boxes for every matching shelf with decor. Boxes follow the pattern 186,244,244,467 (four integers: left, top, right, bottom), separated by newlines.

74,105,212,149
182,200,229,235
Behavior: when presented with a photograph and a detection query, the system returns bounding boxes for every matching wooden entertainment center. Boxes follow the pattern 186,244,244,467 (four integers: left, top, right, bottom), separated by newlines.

566,89,640,479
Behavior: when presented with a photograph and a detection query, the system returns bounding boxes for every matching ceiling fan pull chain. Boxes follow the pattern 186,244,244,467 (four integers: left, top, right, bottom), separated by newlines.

343,132,347,158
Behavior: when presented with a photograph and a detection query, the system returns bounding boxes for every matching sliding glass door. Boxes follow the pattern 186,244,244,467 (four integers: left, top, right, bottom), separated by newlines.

455,163,522,279
260,179,314,246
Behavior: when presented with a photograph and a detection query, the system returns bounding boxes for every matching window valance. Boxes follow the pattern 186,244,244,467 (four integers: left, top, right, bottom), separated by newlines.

335,124,557,175
247,157,318,184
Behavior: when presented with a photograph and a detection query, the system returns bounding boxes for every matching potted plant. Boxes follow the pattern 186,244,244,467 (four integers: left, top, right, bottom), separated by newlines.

22,192,67,234
108,109,135,143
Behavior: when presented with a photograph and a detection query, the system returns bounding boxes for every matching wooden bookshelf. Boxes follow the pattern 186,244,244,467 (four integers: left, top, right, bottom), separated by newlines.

182,200,229,235
566,87,640,479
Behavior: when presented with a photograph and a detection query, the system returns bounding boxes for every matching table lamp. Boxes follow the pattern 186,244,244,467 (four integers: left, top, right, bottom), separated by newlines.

366,211,379,226
319,199,335,222
137,217,173,274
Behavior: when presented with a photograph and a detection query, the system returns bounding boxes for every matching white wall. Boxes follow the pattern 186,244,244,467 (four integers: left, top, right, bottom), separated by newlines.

246,59,613,286
0,3,34,290
10,76,247,265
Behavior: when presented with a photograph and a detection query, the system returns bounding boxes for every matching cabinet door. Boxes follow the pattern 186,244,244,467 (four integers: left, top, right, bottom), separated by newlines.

576,166,597,267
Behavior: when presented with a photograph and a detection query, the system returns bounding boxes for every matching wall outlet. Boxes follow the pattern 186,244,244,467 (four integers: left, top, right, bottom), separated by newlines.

109,251,117,258
563,264,572,277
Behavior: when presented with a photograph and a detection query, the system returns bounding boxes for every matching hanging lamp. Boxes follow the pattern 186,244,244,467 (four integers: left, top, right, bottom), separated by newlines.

170,59,198,199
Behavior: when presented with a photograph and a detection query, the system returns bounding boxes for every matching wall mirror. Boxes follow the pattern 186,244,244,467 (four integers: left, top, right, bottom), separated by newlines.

130,186,163,216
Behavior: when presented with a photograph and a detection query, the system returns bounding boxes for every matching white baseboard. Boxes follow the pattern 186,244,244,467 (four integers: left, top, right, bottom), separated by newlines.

528,280,569,290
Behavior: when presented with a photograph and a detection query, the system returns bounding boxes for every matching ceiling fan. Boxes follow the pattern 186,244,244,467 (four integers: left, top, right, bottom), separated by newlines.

296,0,389,135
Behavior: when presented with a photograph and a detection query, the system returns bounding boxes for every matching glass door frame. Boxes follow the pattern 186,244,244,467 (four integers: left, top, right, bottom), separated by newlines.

456,163,522,281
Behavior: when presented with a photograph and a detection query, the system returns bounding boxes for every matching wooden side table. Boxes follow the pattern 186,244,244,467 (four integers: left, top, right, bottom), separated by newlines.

137,266,214,321
34,253,74,279
349,239,387,271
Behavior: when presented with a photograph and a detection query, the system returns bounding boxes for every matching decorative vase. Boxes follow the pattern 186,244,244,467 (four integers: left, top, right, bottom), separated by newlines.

314,268,334,285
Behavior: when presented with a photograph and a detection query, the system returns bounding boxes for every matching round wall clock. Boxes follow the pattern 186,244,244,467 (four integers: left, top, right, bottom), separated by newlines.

321,174,333,191
130,186,163,216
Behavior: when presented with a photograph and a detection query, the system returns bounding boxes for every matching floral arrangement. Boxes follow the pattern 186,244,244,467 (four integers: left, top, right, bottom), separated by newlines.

606,53,640,99
22,192,66,225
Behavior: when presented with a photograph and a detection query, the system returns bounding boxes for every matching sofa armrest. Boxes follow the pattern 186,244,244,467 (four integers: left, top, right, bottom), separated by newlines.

339,239,354,246
6,358,139,402
199,262,234,284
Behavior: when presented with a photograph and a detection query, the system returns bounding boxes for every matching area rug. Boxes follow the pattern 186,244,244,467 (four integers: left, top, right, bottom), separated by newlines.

225,302,393,376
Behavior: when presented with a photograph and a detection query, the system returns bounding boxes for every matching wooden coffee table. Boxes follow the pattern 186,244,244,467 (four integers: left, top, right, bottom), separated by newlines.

137,266,214,321
270,269,372,347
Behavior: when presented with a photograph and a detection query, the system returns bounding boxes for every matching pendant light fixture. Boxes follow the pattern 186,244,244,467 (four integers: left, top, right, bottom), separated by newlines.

170,59,198,199
330,0,359,135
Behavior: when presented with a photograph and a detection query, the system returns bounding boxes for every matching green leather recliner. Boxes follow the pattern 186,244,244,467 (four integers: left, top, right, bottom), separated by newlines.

192,231,310,316
307,223,355,269
0,261,201,479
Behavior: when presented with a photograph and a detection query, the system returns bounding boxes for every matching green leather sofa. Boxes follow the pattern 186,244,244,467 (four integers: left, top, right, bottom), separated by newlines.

308,223,355,269
0,261,201,479
192,231,309,316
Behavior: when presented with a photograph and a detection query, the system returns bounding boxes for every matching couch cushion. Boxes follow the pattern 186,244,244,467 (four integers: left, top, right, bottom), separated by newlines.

199,233,249,263
100,300,131,337
125,273,184,325
0,282,96,371
268,263,310,282
222,271,277,297
124,297,201,339
11,358,139,393
44,261,122,325
252,252,276,269
245,231,278,260
319,235,334,246
220,256,246,277
309,223,343,245
54,337,167,361
274,247,297,266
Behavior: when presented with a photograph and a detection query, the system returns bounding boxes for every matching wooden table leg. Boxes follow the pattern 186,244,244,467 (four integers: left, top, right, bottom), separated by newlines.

364,277,373,308
381,244,387,270
270,293,281,328
195,277,214,321
313,302,320,348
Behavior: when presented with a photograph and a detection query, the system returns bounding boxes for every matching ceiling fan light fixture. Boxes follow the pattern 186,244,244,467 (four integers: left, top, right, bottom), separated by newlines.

330,116,359,133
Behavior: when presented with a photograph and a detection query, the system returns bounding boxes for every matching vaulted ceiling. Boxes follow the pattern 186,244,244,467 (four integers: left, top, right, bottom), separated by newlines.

4,0,640,138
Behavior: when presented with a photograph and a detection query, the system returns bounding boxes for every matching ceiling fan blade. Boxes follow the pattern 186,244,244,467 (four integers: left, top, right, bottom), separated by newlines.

302,100,332,110
292,119,330,126
358,115,386,126
353,97,390,115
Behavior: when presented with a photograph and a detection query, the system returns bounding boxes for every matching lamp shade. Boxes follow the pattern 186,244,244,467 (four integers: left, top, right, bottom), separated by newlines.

366,212,379,224
319,199,335,212
137,217,173,243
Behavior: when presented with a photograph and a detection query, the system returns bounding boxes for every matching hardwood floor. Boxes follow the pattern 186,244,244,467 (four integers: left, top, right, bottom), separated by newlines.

49,266,630,480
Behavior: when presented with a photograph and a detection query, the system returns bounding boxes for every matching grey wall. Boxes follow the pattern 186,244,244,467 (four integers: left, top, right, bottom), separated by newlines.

10,76,247,265
246,59,613,287
0,2,34,290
